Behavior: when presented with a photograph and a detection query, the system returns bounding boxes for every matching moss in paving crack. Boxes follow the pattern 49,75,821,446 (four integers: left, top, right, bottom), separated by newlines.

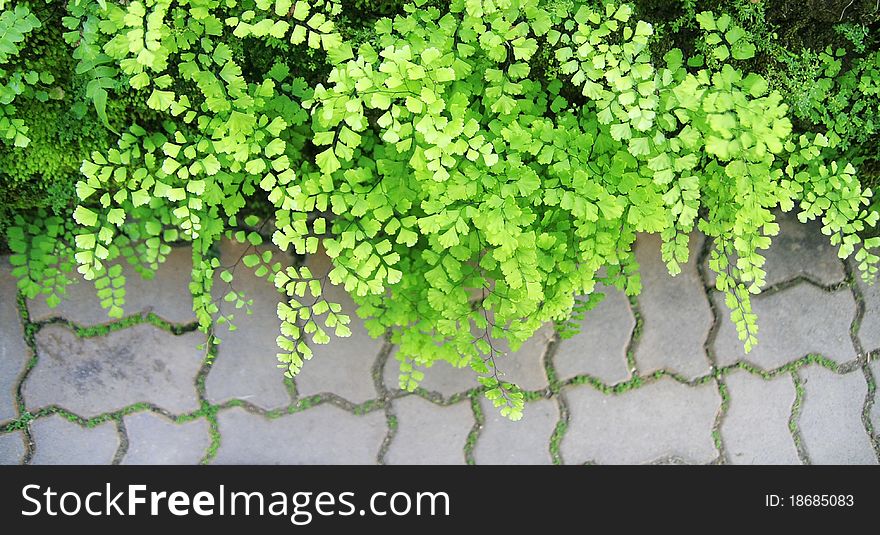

376,406,398,465
625,295,643,374
549,393,569,465
354,398,386,416
464,393,484,465
200,403,222,465
112,419,129,465
43,312,199,339
711,379,730,462
861,363,879,454
2,411,35,433
788,371,810,464
289,394,323,414
15,292,39,417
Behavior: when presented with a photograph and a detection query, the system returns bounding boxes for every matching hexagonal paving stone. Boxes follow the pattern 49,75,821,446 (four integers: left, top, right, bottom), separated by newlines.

473,398,556,465
25,324,204,416
704,211,845,288
713,284,857,370
214,405,385,464
384,348,478,398
28,246,196,325
122,412,210,465
292,251,384,404
1,258,28,421
721,371,800,464
385,396,473,465
633,233,712,379
553,284,633,384
799,367,877,464
30,415,118,465
561,379,720,464
206,240,293,410
0,431,25,464
855,268,880,353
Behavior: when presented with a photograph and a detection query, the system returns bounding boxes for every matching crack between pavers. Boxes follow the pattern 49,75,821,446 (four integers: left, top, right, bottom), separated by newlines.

788,371,811,465
549,392,569,465
541,331,569,465
12,291,37,464
34,313,200,338
112,418,129,465
843,260,880,462
374,336,396,465
698,234,729,464
464,392,484,465
625,294,642,378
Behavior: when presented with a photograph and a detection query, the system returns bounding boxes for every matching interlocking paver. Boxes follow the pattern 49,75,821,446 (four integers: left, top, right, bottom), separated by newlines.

712,284,857,369
25,324,204,416
474,398,556,465
0,431,25,464
214,406,385,464
489,322,553,391
292,251,384,403
385,397,472,465
30,415,118,465
122,412,210,465
704,211,845,288
721,371,799,464
561,379,720,464
206,240,292,410
634,233,712,379
799,367,877,464
1,258,27,421
855,269,880,353
553,284,633,384
27,246,196,325
384,348,478,397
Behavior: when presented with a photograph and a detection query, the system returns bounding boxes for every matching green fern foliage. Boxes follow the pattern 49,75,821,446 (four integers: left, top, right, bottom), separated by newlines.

3,0,880,420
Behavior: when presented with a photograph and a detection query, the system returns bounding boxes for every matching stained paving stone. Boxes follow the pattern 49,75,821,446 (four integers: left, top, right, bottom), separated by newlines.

721,371,800,464
30,415,118,465
855,267,880,353
0,431,25,464
386,396,473,465
712,284,857,369
561,379,720,464
1,258,28,421
214,405,385,464
553,284,633,384
799,366,877,464
27,246,196,325
871,360,880,437
292,251,384,403
206,240,293,410
633,233,712,379
384,348,478,397
704,211,845,288
25,324,204,416
473,398,556,465
122,412,210,465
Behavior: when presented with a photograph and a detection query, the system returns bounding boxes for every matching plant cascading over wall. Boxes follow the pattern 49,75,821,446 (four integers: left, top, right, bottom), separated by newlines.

3,0,879,419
